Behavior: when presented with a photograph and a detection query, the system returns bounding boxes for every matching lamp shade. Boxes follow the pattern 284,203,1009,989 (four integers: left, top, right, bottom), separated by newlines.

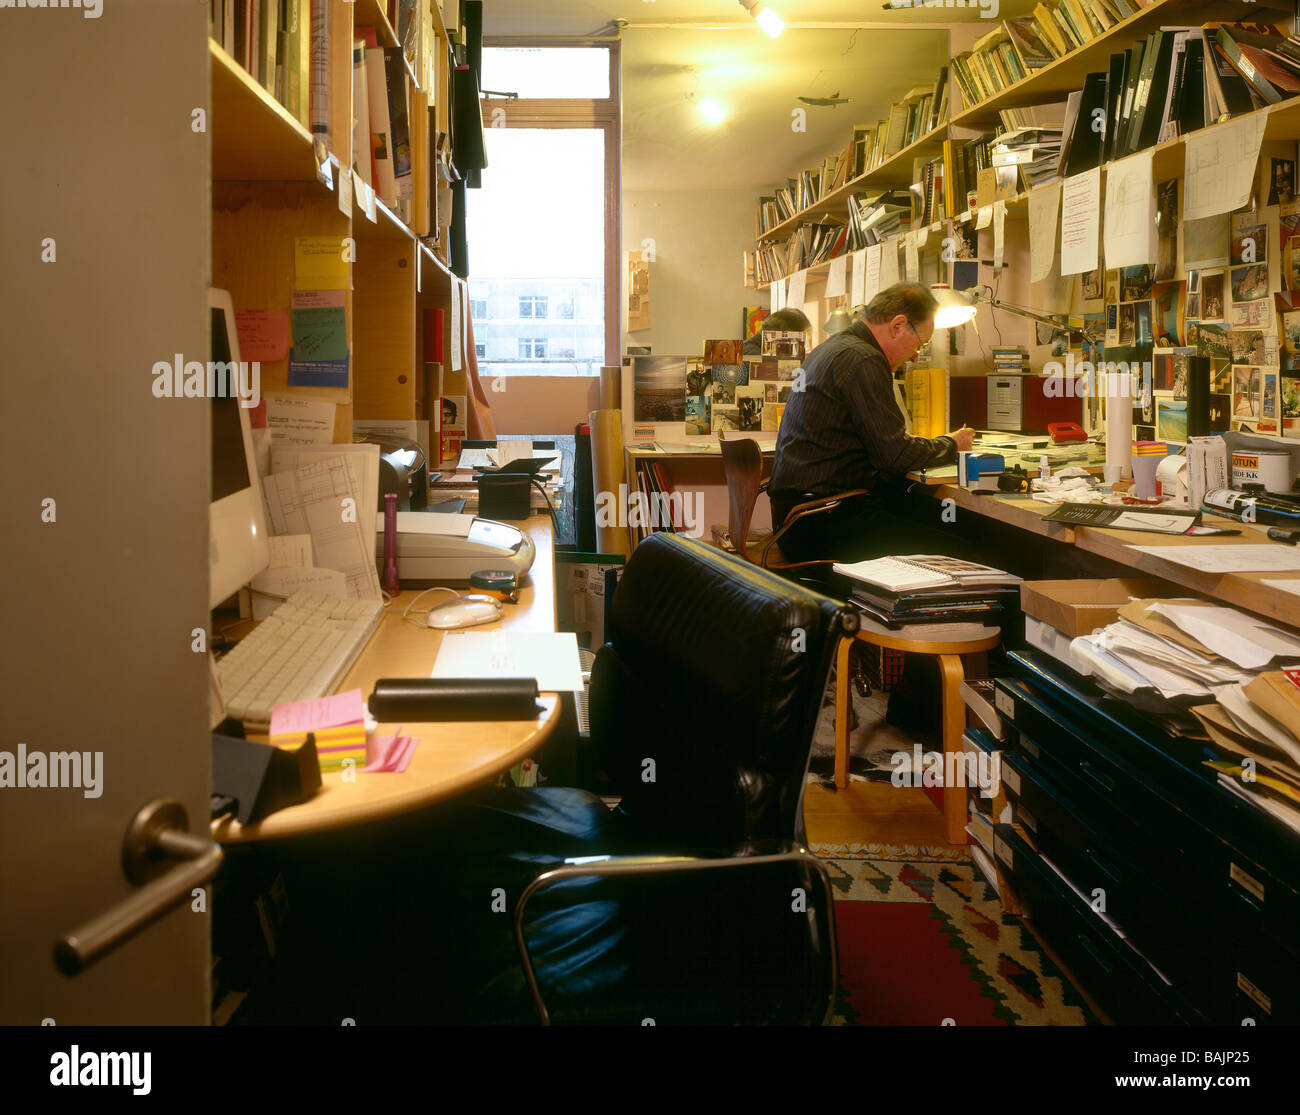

824,308,853,335
930,285,978,329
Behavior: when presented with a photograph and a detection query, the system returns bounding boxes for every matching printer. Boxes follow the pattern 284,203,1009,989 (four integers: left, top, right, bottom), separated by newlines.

374,512,536,583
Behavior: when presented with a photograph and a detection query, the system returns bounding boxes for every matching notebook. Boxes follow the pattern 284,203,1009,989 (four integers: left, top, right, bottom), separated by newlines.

832,555,1020,592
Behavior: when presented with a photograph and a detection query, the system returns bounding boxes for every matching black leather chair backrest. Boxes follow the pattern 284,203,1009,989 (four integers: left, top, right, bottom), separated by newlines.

589,533,854,853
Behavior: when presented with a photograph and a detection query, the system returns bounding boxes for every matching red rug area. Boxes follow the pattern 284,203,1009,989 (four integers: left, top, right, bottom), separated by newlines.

817,846,1098,1027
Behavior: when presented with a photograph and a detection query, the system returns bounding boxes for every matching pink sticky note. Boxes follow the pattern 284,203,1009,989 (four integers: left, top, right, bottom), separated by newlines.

235,310,289,362
269,688,365,738
363,731,418,773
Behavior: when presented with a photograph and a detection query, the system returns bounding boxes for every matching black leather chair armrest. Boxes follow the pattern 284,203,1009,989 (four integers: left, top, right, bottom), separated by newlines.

513,846,838,1025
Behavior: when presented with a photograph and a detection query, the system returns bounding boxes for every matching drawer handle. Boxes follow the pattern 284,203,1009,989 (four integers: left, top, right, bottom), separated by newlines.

1076,933,1113,975
1078,761,1116,793
1085,847,1122,885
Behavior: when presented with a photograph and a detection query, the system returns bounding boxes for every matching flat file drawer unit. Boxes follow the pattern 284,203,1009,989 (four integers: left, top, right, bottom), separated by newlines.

991,651,1300,1024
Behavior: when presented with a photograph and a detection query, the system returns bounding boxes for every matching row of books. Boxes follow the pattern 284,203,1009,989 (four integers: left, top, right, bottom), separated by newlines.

210,0,314,132
752,221,848,285
753,66,948,239
629,459,682,547
1057,20,1300,181
952,3,1150,110
351,33,415,219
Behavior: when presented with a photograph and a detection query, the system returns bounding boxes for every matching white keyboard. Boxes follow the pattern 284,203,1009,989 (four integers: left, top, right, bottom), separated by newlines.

217,591,385,727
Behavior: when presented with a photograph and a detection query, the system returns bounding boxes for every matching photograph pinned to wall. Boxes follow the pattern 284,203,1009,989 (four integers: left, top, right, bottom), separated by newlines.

1268,157,1296,206
1118,303,1136,345
1120,265,1154,303
752,359,779,381
743,307,768,341
1230,264,1269,304
1081,268,1103,302
1259,370,1280,433
1155,178,1179,281
633,356,687,423
736,384,765,431
1209,393,1232,428
704,339,744,366
1151,282,1185,345
1156,398,1188,444
763,383,779,402
1134,424,1157,442
952,259,979,292
1229,298,1272,329
1282,309,1300,371
684,393,712,436
1198,270,1226,322
1281,199,1300,290
686,358,710,396
1186,270,1201,319
1229,329,1271,366
712,405,740,433
1183,213,1230,272
762,331,806,361
1153,347,1194,397
1104,270,1120,305
1135,301,1154,346
1132,369,1156,427
776,359,802,382
953,221,978,261
1230,213,1267,266
761,403,785,432
711,363,748,404
1233,365,1261,419
1105,303,1119,345
777,383,794,403
1282,373,1300,435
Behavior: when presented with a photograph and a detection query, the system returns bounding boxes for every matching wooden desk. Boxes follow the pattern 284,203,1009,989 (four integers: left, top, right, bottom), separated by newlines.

212,515,561,845
910,481,1300,627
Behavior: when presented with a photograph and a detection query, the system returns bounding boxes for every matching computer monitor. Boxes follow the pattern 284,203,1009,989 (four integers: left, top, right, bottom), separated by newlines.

209,288,270,609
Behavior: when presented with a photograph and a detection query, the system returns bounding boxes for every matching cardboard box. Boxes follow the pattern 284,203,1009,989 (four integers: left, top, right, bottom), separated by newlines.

1019,578,1175,639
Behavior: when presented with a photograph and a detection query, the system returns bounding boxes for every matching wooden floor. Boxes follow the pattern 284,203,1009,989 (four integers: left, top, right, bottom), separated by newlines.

803,781,953,846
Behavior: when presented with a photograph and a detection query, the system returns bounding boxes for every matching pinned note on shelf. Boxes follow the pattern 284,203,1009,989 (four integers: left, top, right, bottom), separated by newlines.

291,290,348,361
993,200,1007,271
337,165,353,216
352,169,376,224
864,243,882,303
904,231,919,282
786,269,807,309
851,248,868,306
915,224,929,248
313,139,331,188
826,253,847,299
770,277,784,311
976,205,993,230
234,310,289,362
294,236,350,291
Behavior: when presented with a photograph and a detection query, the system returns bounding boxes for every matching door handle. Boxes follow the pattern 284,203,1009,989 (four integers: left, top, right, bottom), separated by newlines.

54,798,224,976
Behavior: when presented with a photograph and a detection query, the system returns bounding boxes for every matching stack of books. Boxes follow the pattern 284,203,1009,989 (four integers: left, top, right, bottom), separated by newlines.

992,126,1064,191
991,345,1030,374
846,190,911,251
831,555,1022,631
951,14,1063,109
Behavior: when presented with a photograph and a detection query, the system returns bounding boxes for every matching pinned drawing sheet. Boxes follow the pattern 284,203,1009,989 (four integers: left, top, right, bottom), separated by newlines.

864,243,882,303
826,254,847,299
1060,167,1100,276
1028,183,1060,283
1129,544,1300,574
1103,150,1158,270
1183,112,1268,222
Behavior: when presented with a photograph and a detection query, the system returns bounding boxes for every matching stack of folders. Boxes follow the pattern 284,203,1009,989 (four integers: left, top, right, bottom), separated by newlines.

1070,599,1300,831
832,555,1022,631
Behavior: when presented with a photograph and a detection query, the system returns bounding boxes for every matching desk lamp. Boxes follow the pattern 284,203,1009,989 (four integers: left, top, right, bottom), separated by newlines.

929,284,1102,342
823,304,867,335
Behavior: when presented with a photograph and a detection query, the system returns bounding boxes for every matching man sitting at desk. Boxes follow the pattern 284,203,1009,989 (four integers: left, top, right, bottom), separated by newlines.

768,281,974,563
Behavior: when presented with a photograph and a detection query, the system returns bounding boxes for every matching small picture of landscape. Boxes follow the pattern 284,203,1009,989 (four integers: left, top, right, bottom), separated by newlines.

633,356,687,422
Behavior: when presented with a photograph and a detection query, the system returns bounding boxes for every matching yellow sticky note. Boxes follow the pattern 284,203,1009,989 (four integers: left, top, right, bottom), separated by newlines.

294,236,350,291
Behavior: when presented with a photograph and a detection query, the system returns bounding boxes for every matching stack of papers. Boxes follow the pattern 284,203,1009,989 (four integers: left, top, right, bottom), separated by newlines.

1069,602,1300,829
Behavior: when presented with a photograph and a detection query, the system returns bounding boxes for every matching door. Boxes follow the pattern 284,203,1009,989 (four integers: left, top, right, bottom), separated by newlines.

0,2,213,1023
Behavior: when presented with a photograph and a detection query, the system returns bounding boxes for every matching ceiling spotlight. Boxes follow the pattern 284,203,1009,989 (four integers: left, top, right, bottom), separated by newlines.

739,0,785,38
699,97,727,124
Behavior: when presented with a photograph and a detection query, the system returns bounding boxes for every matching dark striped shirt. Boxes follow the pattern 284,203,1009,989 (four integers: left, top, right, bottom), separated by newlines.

768,321,956,512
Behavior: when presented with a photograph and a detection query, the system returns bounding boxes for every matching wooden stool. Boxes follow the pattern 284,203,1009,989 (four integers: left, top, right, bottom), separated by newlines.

834,619,1000,844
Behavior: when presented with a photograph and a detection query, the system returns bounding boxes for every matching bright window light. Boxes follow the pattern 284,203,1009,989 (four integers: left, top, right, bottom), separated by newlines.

699,98,726,124
755,7,785,37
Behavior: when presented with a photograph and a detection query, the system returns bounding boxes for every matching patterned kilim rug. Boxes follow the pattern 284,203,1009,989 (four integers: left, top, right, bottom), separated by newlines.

814,843,1100,1026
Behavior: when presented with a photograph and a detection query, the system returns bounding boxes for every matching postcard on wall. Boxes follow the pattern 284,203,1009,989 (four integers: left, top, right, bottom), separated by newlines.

735,385,765,432
1233,365,1262,420
761,331,806,361
1259,370,1281,433
632,356,686,423
685,393,712,436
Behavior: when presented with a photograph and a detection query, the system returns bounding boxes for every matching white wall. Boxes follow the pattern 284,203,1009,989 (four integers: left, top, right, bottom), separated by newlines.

623,188,769,356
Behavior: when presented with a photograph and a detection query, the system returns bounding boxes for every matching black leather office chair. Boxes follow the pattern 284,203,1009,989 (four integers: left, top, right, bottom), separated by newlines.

427,532,858,1025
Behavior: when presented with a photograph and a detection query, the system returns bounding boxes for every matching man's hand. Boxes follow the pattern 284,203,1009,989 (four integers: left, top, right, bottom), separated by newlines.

948,426,975,452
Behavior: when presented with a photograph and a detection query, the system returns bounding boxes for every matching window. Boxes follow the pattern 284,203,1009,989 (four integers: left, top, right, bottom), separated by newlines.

467,42,619,377
470,299,488,320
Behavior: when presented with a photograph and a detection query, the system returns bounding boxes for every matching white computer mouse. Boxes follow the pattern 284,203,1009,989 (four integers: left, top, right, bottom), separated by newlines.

426,594,503,629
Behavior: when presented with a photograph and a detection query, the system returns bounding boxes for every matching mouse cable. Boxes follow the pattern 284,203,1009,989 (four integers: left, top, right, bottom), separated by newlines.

530,475,558,525
402,586,462,628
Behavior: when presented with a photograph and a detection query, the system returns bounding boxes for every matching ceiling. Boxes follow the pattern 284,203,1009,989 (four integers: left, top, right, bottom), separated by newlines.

481,0,1042,38
481,1,1042,192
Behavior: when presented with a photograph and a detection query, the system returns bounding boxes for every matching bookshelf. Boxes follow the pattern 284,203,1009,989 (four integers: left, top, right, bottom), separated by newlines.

210,0,465,455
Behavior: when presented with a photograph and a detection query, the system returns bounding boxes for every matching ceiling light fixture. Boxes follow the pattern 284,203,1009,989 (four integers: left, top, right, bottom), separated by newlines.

738,0,785,38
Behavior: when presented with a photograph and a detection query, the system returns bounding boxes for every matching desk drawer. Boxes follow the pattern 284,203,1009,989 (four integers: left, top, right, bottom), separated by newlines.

1001,827,1200,1025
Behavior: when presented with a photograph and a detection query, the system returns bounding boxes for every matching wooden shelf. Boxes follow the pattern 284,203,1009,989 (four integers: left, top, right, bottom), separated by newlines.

758,121,948,243
210,39,321,181
949,0,1264,129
